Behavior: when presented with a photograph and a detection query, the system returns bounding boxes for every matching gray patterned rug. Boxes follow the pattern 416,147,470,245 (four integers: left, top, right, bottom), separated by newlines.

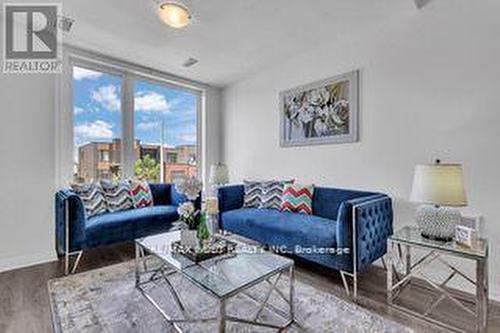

48,259,412,333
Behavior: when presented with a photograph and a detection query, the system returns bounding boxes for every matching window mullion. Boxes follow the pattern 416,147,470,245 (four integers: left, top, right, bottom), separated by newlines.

122,74,135,179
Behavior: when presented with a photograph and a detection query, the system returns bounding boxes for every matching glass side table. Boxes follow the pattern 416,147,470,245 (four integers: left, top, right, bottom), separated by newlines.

387,226,488,333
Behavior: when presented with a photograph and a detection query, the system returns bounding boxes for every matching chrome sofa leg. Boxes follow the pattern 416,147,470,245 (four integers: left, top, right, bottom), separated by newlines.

340,271,358,301
64,251,83,275
340,271,350,296
64,251,69,275
72,251,83,274
353,273,358,300
381,256,388,271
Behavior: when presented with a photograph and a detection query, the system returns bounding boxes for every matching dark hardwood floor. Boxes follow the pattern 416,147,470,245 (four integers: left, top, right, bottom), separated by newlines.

0,242,499,333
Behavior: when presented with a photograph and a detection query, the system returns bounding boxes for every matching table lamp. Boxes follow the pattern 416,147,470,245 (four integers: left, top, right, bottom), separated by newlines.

410,161,467,241
208,163,228,197
209,163,228,187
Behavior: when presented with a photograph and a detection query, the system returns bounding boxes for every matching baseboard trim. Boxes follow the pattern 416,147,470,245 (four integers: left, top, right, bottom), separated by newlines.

0,251,57,273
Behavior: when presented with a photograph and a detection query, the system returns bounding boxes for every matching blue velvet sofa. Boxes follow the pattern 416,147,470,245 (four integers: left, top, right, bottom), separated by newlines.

55,183,194,274
218,184,393,297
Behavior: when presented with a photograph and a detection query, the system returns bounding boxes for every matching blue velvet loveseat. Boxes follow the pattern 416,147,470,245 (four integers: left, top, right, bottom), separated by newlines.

218,184,393,298
55,183,193,274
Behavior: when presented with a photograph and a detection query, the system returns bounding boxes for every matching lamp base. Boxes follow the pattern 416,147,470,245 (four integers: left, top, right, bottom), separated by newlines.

420,232,453,242
416,204,461,242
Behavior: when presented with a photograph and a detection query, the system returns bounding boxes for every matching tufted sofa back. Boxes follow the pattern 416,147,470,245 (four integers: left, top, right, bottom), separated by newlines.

312,187,379,220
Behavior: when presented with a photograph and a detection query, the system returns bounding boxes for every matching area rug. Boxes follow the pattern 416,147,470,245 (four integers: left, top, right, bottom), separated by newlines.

48,259,413,333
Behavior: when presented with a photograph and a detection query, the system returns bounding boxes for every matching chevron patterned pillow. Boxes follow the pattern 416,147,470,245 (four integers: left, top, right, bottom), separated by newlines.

280,183,314,215
243,180,266,208
129,181,154,209
261,180,294,210
70,183,108,218
100,180,134,213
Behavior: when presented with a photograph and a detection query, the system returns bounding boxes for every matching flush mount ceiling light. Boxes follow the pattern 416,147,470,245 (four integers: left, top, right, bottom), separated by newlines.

157,2,191,28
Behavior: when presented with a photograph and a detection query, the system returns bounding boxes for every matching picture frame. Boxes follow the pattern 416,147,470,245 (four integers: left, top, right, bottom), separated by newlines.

455,225,477,248
455,215,483,248
279,70,359,147
459,215,483,235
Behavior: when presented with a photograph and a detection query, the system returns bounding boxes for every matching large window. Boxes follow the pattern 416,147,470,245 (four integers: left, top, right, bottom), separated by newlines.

71,62,200,184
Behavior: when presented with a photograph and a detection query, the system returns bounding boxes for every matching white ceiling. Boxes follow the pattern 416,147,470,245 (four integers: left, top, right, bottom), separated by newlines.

60,0,417,87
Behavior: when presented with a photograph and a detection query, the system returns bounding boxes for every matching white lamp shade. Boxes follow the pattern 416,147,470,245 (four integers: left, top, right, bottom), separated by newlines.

410,164,467,207
209,163,228,185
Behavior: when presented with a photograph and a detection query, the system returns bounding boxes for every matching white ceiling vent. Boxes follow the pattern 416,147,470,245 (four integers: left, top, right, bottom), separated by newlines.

182,57,199,68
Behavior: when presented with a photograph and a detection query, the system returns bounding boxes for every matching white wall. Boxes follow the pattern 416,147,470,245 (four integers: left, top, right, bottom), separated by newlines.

203,86,223,184
0,52,221,272
221,0,500,299
0,73,58,270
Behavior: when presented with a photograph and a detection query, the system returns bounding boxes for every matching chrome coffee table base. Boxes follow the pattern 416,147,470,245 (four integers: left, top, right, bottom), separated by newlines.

135,245,303,333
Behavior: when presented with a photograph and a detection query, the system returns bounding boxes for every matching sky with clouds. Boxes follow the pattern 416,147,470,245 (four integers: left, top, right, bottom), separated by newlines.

73,66,197,152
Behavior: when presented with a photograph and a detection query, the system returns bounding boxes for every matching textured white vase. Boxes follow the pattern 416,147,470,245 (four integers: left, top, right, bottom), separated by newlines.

416,204,461,241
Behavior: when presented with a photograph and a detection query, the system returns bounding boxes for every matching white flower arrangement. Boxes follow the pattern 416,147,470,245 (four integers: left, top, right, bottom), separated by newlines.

175,176,203,230
177,201,200,230
175,176,203,201
177,201,195,219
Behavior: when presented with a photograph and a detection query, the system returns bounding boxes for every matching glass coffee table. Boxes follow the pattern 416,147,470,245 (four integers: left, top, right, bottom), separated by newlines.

135,231,301,332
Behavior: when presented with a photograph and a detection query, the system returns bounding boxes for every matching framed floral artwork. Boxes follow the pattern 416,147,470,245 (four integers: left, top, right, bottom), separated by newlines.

279,70,359,147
